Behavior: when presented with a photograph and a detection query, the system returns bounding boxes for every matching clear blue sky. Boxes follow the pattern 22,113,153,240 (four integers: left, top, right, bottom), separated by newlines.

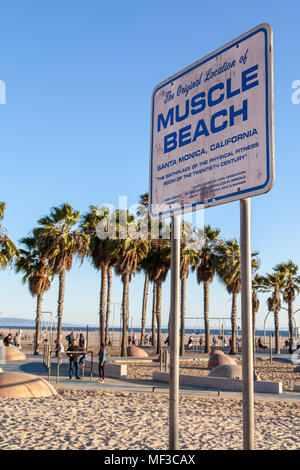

0,0,299,331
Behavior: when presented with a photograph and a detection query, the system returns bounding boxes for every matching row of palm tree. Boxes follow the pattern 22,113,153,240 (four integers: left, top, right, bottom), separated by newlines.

1,198,300,357
253,263,300,353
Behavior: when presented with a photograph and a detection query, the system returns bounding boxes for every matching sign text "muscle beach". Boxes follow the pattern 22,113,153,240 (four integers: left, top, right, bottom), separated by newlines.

157,64,259,154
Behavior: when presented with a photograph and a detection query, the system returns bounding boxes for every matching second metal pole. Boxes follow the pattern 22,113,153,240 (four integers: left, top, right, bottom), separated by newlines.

240,198,255,450
169,214,180,450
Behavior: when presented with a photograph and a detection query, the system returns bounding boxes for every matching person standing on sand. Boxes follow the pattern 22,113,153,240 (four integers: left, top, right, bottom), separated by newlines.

67,338,81,380
98,343,107,383
3,333,13,346
14,331,21,349
54,339,64,365
78,333,86,366
66,330,75,349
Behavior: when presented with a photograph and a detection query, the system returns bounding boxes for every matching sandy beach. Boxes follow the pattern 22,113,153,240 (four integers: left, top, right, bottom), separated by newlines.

0,386,299,450
0,343,300,450
0,328,300,450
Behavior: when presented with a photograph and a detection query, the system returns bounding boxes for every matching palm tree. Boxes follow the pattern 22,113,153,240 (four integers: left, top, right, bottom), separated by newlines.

252,274,265,351
16,236,53,354
143,239,170,355
261,272,286,354
0,202,19,269
138,259,150,347
136,193,151,347
180,223,200,356
151,280,157,347
215,240,259,354
194,225,220,354
105,263,113,345
111,221,150,356
34,203,90,343
273,261,300,346
81,205,116,345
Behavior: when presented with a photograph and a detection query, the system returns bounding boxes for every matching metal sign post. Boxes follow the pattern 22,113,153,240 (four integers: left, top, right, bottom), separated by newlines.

240,198,255,449
169,214,180,450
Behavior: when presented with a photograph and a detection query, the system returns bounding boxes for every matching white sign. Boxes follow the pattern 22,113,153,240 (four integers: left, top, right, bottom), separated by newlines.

149,24,274,219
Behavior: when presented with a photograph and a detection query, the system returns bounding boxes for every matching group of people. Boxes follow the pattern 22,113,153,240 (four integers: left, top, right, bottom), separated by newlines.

185,334,242,350
2,331,22,349
54,331,107,383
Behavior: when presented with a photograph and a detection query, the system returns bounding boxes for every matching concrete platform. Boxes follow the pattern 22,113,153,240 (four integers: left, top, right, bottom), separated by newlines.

153,371,283,394
84,360,127,379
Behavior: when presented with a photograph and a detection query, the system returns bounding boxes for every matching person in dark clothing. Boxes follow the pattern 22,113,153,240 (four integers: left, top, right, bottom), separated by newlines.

65,331,75,349
67,339,81,380
98,343,107,383
3,333,13,347
79,333,85,348
78,333,86,366
257,337,267,349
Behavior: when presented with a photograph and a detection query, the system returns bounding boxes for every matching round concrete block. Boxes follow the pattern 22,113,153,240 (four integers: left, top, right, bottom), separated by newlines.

5,345,26,362
208,364,242,379
0,372,57,398
127,345,149,357
208,350,236,370
209,364,261,381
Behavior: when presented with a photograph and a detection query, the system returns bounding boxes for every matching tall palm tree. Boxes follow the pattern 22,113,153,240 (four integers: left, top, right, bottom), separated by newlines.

143,239,170,355
252,274,265,351
16,236,53,354
136,193,151,347
105,263,113,345
81,205,116,345
111,224,150,356
261,272,286,354
274,261,300,346
0,202,19,269
194,225,220,354
34,203,90,343
215,240,259,355
180,223,200,356
151,280,157,348
138,259,150,347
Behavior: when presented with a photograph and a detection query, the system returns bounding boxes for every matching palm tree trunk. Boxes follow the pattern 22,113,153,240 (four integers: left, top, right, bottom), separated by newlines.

34,293,43,355
252,308,256,358
99,265,108,346
151,282,157,347
105,265,112,345
140,272,149,346
121,272,130,357
230,292,237,355
56,269,65,343
180,276,186,356
274,310,280,354
288,300,294,346
204,281,210,354
156,281,162,355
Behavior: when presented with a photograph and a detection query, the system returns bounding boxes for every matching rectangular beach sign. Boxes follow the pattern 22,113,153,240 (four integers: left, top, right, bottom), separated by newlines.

149,24,274,219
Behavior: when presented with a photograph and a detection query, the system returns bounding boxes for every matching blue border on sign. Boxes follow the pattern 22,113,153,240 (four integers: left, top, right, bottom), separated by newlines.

150,26,271,218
